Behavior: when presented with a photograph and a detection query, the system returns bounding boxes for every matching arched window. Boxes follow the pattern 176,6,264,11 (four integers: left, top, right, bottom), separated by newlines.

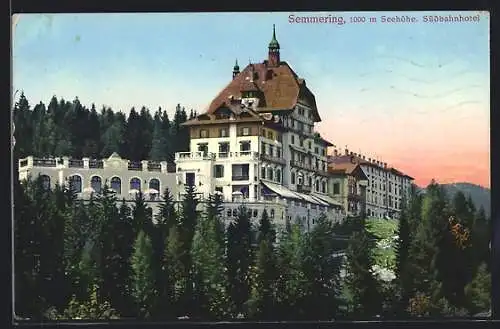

276,169,282,183
148,178,160,200
322,181,326,193
69,175,82,194
40,175,51,190
315,179,319,192
149,178,160,193
110,177,121,194
130,177,141,191
91,176,102,193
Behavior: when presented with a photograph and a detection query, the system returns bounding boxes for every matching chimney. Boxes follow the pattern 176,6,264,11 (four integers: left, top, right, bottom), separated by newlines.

334,149,338,156
362,155,366,160
345,149,349,155
368,157,371,162
384,162,387,169
350,152,354,156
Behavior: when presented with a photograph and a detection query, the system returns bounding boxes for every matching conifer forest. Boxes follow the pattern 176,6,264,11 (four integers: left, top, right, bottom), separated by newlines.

13,93,491,320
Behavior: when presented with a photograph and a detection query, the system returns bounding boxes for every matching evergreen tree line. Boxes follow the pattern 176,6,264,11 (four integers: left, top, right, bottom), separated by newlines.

13,92,195,162
15,176,491,321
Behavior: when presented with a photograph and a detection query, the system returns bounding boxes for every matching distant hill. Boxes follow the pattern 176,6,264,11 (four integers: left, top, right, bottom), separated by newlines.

418,183,490,217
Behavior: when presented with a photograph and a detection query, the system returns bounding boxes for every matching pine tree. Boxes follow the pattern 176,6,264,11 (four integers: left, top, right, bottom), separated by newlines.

152,188,177,316
14,177,46,318
406,181,451,315
178,184,200,315
63,200,90,302
191,193,229,319
471,207,490,270
164,224,186,318
226,205,254,318
274,224,308,320
114,200,136,316
13,91,33,158
149,110,168,160
125,107,141,160
464,262,491,315
395,193,411,314
159,109,173,162
344,217,382,319
131,192,154,239
131,231,156,318
248,210,277,319
301,214,342,320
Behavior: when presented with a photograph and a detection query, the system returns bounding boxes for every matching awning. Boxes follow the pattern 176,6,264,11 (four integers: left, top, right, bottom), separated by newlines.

129,189,140,194
144,188,159,194
311,193,343,207
83,187,95,193
309,194,330,207
261,181,300,199
289,144,306,153
293,191,323,205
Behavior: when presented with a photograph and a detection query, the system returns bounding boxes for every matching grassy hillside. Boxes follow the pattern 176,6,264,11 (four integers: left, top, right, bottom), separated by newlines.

365,218,398,271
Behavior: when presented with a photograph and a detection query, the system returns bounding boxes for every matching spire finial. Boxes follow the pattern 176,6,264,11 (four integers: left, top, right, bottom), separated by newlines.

269,24,280,49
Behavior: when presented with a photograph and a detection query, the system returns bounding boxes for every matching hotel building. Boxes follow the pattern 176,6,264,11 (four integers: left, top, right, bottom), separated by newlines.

328,149,414,219
17,153,180,215
174,25,345,229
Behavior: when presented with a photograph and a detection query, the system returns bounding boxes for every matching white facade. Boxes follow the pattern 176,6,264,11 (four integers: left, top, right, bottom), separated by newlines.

362,162,412,219
18,153,180,205
329,150,413,219
175,109,344,229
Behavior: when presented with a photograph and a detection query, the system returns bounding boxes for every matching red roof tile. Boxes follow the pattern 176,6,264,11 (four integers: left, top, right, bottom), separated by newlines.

206,61,322,121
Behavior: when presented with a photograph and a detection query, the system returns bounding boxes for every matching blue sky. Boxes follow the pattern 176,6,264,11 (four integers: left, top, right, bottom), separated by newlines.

12,11,491,186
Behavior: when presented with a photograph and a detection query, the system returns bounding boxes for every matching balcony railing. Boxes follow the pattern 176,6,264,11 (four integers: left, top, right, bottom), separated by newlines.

19,156,172,173
69,159,84,168
290,160,314,171
176,151,215,161
128,161,143,171
216,151,259,159
89,160,104,169
147,161,161,172
232,175,250,181
260,153,286,165
297,185,312,194
33,159,57,167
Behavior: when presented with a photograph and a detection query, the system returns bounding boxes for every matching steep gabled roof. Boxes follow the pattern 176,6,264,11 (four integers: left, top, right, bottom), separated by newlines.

205,61,322,122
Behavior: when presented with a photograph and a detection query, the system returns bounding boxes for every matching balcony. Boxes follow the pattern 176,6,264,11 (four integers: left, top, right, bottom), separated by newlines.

232,175,250,181
175,151,215,161
297,185,312,194
89,159,104,169
33,158,57,167
260,153,286,165
289,160,314,171
18,156,172,173
147,161,162,172
214,151,259,160
128,161,143,171
68,159,84,168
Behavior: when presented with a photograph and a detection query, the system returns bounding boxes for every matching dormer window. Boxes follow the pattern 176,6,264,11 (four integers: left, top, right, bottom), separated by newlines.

200,129,208,138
